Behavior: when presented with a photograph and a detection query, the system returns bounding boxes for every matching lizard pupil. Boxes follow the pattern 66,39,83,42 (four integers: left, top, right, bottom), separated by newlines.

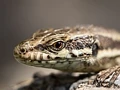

54,41,64,49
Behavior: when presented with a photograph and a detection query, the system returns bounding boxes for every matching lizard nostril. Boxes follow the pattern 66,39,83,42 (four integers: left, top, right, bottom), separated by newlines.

20,48,25,52
20,48,27,54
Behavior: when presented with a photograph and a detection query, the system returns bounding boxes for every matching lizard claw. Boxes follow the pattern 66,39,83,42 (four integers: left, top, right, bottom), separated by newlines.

94,65,120,88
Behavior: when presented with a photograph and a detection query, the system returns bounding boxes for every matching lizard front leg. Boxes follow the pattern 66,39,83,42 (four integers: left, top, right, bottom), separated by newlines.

69,66,120,90
94,65,120,88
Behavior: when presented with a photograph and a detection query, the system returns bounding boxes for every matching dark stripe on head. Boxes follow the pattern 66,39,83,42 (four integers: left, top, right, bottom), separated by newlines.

97,35,120,49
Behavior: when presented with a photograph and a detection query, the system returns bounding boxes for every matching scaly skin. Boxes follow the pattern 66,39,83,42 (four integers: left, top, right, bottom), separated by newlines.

14,25,120,87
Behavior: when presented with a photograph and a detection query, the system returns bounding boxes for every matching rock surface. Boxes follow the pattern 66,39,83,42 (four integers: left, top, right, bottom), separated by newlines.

13,72,120,90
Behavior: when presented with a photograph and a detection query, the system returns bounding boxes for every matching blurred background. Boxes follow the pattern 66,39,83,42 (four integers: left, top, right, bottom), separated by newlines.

1,0,120,90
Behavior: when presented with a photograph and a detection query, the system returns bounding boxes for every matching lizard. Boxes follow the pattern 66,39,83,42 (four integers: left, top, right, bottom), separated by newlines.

14,25,120,88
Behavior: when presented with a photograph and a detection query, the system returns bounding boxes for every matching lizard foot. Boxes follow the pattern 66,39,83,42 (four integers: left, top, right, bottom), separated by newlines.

94,65,120,88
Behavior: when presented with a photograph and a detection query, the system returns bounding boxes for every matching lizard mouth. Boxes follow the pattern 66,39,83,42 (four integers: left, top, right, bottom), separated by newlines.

14,46,50,62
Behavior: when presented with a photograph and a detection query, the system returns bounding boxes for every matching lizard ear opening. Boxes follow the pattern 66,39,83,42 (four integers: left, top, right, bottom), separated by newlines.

92,43,99,56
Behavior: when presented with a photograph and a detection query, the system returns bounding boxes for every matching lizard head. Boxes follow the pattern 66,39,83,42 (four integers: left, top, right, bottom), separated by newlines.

14,28,70,63
14,26,98,71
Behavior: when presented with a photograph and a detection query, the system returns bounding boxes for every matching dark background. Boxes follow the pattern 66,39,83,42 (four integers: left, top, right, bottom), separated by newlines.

1,0,120,90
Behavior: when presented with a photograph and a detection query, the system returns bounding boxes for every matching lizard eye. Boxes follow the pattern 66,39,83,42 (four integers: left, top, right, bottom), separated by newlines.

52,41,65,51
